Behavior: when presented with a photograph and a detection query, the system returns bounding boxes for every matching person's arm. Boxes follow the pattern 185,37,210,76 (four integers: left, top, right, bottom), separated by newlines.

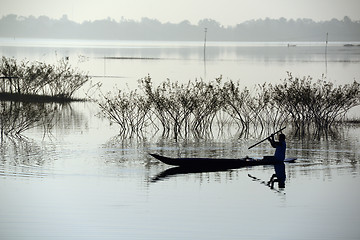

268,134,277,148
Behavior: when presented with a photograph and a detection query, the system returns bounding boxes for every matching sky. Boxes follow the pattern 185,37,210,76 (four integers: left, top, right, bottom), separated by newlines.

0,0,359,26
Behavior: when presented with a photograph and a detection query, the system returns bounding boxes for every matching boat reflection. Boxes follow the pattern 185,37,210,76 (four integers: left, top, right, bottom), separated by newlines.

151,165,244,183
152,162,288,194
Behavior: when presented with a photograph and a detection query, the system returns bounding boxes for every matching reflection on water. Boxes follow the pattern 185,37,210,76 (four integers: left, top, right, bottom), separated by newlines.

0,101,55,138
151,166,242,183
0,102,89,179
151,162,288,191
1,137,48,166
2,39,360,62
0,100,89,139
269,163,286,188
248,173,286,194
0,137,51,178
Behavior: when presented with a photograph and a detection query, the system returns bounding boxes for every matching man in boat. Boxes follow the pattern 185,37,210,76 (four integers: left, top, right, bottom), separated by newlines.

267,133,286,188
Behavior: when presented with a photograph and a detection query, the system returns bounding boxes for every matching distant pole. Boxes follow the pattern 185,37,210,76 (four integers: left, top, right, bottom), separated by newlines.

325,32,328,55
204,28,207,61
325,32,328,76
203,28,207,80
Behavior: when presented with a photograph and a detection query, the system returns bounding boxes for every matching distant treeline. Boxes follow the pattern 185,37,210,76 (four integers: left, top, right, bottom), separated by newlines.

1,14,360,41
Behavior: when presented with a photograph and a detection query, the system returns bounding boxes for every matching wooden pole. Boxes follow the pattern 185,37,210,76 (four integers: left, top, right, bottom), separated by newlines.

248,127,286,149
204,28,207,61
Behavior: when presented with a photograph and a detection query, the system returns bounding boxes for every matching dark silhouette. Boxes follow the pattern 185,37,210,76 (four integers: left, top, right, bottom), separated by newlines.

268,163,286,189
151,166,236,183
149,153,294,168
248,174,285,194
268,133,286,161
150,153,296,183
267,133,286,188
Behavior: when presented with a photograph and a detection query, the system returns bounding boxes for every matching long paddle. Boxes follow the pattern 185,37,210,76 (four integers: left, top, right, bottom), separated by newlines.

248,127,286,149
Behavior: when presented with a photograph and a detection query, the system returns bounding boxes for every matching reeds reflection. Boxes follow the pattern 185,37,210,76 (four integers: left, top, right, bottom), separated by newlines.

0,101,58,139
0,137,49,166
0,136,55,178
0,100,88,140
0,101,88,177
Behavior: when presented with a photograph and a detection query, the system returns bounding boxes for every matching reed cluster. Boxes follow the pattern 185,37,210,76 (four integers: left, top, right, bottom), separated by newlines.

0,57,89,99
97,89,151,136
271,73,360,132
97,74,360,139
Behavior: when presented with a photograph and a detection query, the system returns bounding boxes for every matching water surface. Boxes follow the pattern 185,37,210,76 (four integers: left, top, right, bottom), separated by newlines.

0,39,359,240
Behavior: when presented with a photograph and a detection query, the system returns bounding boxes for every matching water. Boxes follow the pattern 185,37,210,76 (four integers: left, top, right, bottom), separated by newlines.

1,39,360,240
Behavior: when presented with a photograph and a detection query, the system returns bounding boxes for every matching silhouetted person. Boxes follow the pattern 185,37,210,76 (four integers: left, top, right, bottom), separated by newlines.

267,133,286,188
268,133,286,161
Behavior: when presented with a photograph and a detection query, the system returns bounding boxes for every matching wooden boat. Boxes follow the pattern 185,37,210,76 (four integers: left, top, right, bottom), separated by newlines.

150,153,296,168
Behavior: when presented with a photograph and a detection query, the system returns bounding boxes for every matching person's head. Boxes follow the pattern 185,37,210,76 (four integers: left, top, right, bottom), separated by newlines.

279,133,286,142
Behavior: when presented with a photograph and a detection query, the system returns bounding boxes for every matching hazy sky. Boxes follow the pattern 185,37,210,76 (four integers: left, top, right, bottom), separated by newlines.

1,0,359,26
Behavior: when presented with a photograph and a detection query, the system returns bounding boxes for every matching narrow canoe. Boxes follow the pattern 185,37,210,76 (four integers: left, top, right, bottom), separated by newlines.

150,153,296,168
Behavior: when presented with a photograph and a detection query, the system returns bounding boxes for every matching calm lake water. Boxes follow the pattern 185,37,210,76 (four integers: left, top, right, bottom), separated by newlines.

1,39,360,240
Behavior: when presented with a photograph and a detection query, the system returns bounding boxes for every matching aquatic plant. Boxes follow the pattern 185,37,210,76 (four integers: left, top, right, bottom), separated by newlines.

188,77,223,137
0,57,89,100
221,80,253,132
96,88,151,137
271,73,360,132
137,75,227,139
97,74,360,139
139,76,196,138
221,81,288,136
